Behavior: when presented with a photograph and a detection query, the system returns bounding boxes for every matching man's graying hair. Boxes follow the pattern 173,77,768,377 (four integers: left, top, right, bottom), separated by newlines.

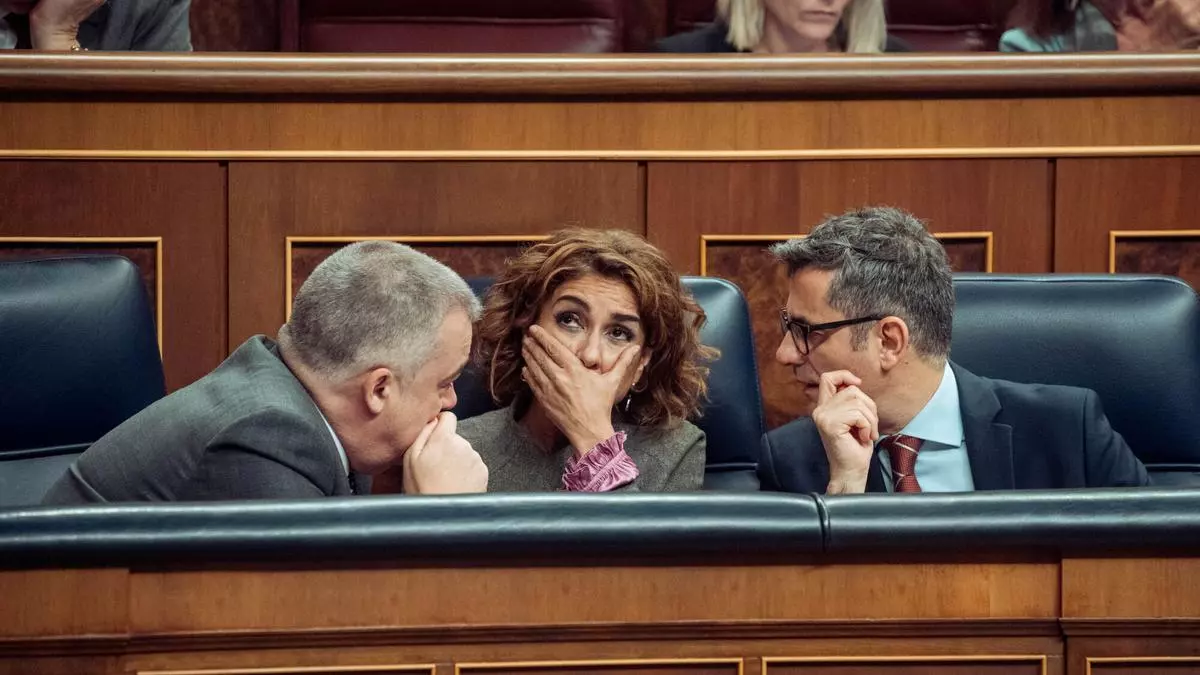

770,207,954,361
278,241,481,381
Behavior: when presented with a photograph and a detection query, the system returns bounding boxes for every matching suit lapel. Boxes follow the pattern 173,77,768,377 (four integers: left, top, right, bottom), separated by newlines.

952,363,1016,491
866,453,888,493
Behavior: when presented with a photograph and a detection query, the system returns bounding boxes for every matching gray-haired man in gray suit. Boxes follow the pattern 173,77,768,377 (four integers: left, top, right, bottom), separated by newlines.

43,242,489,503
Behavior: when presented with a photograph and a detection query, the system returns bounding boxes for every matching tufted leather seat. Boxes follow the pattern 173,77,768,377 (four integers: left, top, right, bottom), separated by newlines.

0,256,165,505
951,274,1200,485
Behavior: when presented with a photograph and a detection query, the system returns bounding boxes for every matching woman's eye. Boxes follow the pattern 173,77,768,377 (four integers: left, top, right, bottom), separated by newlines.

556,312,582,329
609,326,635,342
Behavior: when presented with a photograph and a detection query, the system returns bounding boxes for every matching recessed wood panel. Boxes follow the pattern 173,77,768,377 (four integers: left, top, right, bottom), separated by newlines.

0,569,128,638
1056,158,1200,275
228,162,642,351
764,658,1044,675
0,161,226,391
458,661,739,675
2,97,1198,154
703,234,990,427
1063,558,1200,619
1111,234,1200,289
1068,636,1200,675
139,666,433,675
289,240,534,308
648,160,1048,276
0,656,119,675
128,562,1057,634
1088,662,1200,675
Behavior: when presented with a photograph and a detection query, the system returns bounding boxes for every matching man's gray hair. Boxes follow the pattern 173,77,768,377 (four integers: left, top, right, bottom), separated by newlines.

770,206,954,360
278,241,481,381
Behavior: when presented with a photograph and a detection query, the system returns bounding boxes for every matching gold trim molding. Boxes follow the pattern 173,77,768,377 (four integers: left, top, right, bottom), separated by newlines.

1108,229,1200,273
1086,656,1200,674
141,666,435,675
2,146,1200,162
764,654,1047,675
284,235,547,320
456,658,744,674
700,232,994,276
0,236,164,354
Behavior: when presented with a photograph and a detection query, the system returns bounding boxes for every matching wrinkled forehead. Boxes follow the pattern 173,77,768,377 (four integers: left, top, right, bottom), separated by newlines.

547,273,640,318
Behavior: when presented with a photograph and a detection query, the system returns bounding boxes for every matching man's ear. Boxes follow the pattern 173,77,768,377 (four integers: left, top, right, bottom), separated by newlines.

363,367,393,415
877,316,910,371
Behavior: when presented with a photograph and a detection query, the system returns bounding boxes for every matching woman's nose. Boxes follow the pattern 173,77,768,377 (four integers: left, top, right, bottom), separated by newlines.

577,332,603,370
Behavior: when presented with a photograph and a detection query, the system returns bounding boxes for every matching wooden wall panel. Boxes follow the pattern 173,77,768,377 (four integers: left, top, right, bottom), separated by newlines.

3,98,1197,155
1062,558,1200,619
763,659,1045,675
647,160,1048,275
1055,158,1200,279
1112,235,1200,289
0,161,226,391
127,562,1056,634
0,656,118,675
1068,639,1200,675
191,0,280,51
1086,662,1200,675
457,662,739,675
227,162,643,351
0,569,128,638
289,239,536,309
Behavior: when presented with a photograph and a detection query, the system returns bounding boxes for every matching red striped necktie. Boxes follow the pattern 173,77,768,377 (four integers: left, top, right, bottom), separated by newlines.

881,434,924,493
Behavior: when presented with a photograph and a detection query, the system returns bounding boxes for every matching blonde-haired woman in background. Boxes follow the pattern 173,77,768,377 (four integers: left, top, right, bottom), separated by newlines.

656,0,909,53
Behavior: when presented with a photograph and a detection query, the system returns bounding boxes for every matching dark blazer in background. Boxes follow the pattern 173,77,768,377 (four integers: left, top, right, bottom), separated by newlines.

42,336,362,504
655,21,912,53
759,363,1152,493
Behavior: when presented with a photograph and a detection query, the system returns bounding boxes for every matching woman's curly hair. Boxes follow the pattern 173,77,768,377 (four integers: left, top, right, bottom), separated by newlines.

475,228,718,428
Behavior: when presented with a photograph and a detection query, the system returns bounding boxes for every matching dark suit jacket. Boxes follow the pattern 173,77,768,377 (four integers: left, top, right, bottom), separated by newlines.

42,336,365,504
759,363,1152,493
656,21,911,53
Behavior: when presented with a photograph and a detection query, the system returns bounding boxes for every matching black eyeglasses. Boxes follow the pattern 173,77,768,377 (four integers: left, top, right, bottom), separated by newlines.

779,309,886,355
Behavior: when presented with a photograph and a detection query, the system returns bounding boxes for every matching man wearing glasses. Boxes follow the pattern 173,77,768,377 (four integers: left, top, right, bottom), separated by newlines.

758,206,1150,494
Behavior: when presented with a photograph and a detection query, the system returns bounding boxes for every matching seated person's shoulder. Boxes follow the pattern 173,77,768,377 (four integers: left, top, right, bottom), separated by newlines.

977,373,1095,417
456,407,508,441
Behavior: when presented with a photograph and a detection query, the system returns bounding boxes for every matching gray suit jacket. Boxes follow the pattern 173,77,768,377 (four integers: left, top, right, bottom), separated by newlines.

42,336,361,504
458,404,706,492
79,0,192,51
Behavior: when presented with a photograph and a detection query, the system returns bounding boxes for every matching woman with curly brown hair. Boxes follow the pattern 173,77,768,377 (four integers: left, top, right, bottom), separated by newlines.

458,229,718,492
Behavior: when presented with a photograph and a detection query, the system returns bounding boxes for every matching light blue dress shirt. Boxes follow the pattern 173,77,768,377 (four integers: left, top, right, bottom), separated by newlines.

878,363,975,493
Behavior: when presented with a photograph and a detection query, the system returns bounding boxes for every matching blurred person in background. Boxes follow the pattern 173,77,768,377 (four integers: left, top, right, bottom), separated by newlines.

0,0,190,51
1002,0,1199,51
656,0,909,53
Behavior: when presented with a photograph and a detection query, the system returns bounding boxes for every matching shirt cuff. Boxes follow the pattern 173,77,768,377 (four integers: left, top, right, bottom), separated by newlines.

562,431,639,492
